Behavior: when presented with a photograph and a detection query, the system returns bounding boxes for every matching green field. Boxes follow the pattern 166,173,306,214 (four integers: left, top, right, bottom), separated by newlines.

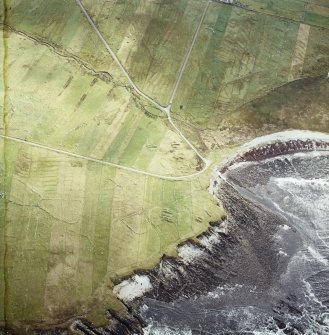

81,0,206,104
171,1,329,149
1,0,329,333
1,31,202,177
171,1,328,125
0,139,222,332
234,0,329,28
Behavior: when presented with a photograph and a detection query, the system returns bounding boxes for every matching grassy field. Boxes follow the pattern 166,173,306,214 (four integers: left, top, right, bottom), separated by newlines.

1,0,329,333
0,139,222,332
81,0,206,105
172,2,324,127
1,30,201,176
172,2,301,128
234,0,329,28
171,1,329,149
1,0,208,105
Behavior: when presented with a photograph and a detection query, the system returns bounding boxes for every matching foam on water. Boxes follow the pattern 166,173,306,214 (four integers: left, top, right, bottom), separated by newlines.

221,148,329,175
142,323,192,335
242,130,329,150
113,275,152,302
133,132,329,334
177,244,204,264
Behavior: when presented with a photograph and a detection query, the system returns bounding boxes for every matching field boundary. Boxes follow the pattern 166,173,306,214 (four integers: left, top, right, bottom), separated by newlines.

74,0,212,177
1,0,212,180
0,134,208,180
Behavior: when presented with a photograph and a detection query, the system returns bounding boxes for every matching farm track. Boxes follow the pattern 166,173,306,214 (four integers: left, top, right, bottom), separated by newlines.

1,0,212,180
0,134,209,180
73,0,212,177
168,0,210,106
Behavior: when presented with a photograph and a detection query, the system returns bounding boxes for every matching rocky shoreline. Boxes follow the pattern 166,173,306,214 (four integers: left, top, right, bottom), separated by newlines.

106,133,329,334
221,138,329,173
3,132,329,335
72,184,287,334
